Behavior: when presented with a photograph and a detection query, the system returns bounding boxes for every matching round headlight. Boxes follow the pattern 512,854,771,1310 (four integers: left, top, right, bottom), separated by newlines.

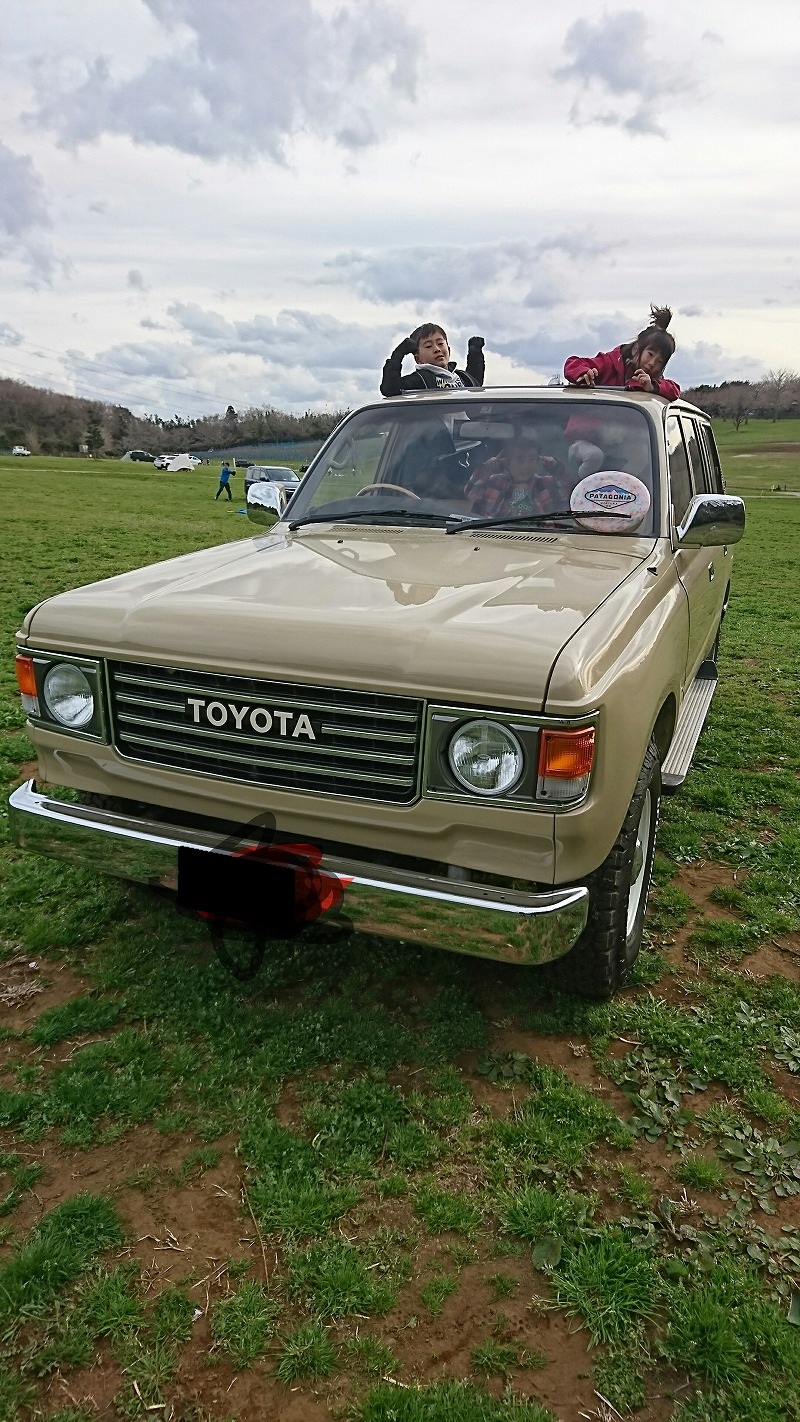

43,664,94,728
448,719,523,796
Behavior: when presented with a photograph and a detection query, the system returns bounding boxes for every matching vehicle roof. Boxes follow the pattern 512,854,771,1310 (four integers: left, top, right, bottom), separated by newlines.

358,386,708,421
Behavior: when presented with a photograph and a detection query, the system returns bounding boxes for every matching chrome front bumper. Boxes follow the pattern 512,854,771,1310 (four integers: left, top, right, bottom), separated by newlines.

8,780,588,967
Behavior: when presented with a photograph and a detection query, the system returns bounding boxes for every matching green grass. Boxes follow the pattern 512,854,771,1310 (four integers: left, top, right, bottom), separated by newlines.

486,1272,519,1302
673,1153,728,1192
0,1193,124,1327
344,1333,399,1378
420,1273,458,1316
288,1239,398,1318
275,1322,338,1382
355,1380,557,1421
414,1186,482,1235
471,1340,525,1379
0,442,799,1416
549,1231,661,1345
210,1280,279,1367
0,1156,43,1218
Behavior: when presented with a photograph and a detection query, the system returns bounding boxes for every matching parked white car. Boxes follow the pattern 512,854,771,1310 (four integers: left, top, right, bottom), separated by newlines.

11,446,31,456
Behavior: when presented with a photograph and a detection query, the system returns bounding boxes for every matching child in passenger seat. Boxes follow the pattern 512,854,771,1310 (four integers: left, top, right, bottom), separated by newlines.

465,431,572,519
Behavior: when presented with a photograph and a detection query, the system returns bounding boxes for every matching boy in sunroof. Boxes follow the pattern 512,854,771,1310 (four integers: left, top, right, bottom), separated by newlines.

380,324,484,395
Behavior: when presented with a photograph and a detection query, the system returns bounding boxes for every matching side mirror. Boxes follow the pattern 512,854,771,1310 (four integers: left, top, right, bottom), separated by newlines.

247,481,285,526
677,493,745,548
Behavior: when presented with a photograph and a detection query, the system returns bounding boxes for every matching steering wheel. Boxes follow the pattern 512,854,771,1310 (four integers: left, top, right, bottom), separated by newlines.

356,483,421,499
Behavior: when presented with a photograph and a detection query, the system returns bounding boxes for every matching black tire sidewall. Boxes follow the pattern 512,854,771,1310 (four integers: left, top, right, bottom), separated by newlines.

553,739,661,998
621,750,660,969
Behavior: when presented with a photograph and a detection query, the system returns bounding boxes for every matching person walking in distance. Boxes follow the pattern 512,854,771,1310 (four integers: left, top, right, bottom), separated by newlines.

215,462,234,501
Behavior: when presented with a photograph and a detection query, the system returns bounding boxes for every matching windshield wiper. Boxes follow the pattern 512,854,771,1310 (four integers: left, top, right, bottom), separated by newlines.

445,510,631,535
288,508,458,531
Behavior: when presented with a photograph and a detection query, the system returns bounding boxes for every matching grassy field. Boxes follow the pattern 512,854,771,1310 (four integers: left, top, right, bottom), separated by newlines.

0,431,799,1422
712,419,800,496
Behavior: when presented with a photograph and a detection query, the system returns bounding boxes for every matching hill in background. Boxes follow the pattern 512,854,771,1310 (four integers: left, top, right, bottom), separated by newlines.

0,377,345,458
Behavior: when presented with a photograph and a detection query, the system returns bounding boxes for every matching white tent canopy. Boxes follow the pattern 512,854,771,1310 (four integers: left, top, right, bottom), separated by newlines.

167,453,200,472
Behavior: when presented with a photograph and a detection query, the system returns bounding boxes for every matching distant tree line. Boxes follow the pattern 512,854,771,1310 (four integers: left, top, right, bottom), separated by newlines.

0,379,347,457
683,368,800,430
3,366,800,456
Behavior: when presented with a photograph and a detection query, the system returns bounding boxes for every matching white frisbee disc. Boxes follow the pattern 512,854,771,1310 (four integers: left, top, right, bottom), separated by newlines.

570,471,651,532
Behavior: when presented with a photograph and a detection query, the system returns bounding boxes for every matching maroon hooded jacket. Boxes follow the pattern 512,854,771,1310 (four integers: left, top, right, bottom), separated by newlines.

564,347,680,402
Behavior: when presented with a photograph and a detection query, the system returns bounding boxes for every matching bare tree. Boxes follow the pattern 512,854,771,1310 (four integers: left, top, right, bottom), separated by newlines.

761,368,799,422
715,382,753,432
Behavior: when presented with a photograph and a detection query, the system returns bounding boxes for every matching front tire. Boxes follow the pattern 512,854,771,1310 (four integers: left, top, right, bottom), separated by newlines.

554,739,661,999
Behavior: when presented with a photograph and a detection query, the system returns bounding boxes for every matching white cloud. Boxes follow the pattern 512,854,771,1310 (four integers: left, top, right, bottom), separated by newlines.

0,321,23,346
671,341,765,387
323,232,613,311
31,0,422,163
168,301,396,372
127,268,147,291
554,10,698,137
0,141,56,279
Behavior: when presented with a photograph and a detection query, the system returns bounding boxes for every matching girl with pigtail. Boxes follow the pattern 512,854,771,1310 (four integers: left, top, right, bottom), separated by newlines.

564,305,680,401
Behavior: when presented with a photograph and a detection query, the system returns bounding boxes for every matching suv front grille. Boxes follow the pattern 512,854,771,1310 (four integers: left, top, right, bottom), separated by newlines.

108,661,423,802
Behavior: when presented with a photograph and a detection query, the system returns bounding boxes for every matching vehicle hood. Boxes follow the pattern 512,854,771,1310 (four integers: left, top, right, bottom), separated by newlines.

23,526,655,710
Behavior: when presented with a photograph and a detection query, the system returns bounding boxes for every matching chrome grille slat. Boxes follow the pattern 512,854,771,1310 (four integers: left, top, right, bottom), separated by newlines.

115,711,415,766
121,732,411,786
113,672,419,723
109,660,422,803
319,724,415,743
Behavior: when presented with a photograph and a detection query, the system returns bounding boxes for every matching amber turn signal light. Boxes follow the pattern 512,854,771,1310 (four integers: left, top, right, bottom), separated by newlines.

15,655,37,697
538,728,595,780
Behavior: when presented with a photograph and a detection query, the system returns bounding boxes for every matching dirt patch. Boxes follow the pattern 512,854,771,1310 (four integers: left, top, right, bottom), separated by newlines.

729,442,800,454
0,953,93,1035
673,860,746,917
42,1356,123,1418
739,936,800,984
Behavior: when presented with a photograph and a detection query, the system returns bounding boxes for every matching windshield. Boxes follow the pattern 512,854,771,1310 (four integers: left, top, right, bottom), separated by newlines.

286,400,657,535
248,466,297,482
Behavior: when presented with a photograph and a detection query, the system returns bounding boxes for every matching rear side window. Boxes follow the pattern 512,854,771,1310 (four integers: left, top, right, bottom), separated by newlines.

666,416,693,524
697,424,724,493
679,417,708,494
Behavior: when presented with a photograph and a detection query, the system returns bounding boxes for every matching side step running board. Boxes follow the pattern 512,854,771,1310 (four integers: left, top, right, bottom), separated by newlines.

661,661,718,792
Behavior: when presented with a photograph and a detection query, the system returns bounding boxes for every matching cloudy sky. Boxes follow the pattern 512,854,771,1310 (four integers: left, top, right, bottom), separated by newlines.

1,0,797,417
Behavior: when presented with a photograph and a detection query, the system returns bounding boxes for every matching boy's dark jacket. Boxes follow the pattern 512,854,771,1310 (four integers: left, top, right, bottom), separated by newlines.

381,337,485,396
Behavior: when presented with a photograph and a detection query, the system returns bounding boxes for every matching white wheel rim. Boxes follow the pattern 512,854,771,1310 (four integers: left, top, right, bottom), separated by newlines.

626,789,652,939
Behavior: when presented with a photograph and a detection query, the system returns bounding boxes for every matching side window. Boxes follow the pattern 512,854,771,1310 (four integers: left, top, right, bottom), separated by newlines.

679,417,708,494
666,416,693,524
697,423,724,493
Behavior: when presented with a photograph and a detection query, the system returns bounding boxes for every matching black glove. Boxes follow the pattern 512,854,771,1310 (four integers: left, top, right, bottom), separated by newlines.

468,336,485,350
391,336,417,361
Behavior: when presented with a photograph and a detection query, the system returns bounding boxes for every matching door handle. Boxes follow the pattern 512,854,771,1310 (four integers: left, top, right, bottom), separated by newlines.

708,562,715,581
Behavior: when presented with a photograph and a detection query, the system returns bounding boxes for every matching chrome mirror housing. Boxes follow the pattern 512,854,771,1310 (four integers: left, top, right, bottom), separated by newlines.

677,494,746,548
247,481,286,526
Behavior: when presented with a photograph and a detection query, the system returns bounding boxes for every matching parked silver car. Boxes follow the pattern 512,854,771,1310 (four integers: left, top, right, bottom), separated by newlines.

243,464,300,500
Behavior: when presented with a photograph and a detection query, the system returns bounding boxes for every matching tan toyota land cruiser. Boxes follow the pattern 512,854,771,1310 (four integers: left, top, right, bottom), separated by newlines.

9,387,745,997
